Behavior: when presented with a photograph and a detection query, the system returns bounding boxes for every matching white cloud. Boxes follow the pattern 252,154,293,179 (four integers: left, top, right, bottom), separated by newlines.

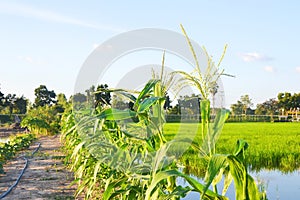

239,52,273,62
18,56,45,65
263,66,275,73
0,2,125,32
296,67,300,73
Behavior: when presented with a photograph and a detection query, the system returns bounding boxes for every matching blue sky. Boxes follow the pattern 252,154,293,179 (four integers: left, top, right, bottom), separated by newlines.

0,0,299,108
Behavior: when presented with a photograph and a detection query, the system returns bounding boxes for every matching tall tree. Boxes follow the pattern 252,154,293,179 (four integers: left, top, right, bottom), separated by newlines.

0,89,27,114
277,92,300,111
54,93,68,113
14,96,27,114
278,92,292,110
292,93,300,109
33,85,56,107
231,95,253,115
255,98,279,115
240,95,253,115
4,94,17,115
230,100,244,115
72,93,87,103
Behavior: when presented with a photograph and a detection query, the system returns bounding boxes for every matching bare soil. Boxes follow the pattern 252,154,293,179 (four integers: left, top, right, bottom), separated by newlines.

0,127,26,138
0,132,81,200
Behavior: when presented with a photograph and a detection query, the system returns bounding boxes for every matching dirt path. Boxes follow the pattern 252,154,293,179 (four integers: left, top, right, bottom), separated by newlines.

0,135,80,200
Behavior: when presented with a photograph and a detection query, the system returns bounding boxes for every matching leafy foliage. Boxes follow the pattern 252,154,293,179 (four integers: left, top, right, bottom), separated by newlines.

0,133,36,174
0,94,27,115
255,98,279,116
231,95,254,115
33,85,56,108
21,105,62,135
277,92,300,111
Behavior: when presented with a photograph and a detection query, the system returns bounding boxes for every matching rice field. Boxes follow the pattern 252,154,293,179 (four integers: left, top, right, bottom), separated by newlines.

164,122,300,174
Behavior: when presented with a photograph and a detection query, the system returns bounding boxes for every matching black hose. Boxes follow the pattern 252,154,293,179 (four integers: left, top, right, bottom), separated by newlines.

0,142,41,199
31,143,41,156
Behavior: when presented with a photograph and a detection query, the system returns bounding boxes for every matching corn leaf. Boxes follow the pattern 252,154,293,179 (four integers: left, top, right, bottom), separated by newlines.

138,79,159,99
99,108,136,120
137,97,164,113
233,139,249,158
221,168,233,196
103,177,127,200
145,169,228,200
203,154,227,197
246,174,260,200
227,155,247,200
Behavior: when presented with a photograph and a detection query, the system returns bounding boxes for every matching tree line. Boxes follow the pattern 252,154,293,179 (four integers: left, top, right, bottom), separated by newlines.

0,88,27,115
230,93,300,116
1,83,299,121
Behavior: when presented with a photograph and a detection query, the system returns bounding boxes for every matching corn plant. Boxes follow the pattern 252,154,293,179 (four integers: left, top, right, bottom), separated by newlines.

172,25,263,199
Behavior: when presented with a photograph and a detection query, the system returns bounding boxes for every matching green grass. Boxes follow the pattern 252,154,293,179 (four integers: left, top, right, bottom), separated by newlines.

164,122,300,175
